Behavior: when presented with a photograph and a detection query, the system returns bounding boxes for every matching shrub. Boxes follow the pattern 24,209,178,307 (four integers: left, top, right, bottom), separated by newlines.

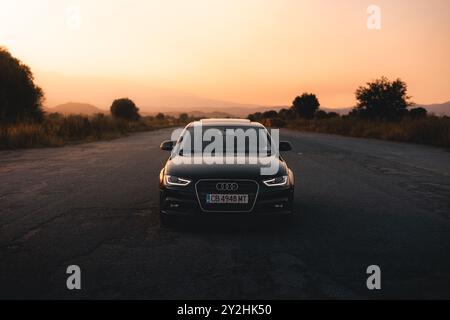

0,114,174,150
408,107,428,119
110,98,140,121
286,117,450,148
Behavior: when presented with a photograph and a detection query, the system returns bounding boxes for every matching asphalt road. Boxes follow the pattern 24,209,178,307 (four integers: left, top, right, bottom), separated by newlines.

1,128,449,299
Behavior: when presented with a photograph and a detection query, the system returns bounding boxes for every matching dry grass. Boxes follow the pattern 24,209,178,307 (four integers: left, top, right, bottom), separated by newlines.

0,114,178,150
286,116,450,148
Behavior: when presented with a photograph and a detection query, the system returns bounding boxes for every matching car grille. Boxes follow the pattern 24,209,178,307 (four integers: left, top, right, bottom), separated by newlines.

195,180,259,213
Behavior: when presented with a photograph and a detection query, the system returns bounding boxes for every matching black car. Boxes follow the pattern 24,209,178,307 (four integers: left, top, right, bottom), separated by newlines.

159,119,295,224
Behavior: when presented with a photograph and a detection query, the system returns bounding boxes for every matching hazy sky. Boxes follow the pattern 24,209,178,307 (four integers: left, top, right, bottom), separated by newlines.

1,0,449,109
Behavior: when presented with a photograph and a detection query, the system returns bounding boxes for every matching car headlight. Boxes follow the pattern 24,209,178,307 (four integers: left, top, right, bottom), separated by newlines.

164,175,192,187
263,175,288,187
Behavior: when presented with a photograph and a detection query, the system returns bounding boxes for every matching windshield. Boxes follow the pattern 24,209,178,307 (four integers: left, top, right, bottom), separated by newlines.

176,125,274,157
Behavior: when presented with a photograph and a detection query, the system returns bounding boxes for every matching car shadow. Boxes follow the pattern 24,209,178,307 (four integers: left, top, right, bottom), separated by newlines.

161,215,296,235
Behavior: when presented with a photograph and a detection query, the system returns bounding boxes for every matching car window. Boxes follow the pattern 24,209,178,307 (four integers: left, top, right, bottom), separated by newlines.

177,126,273,156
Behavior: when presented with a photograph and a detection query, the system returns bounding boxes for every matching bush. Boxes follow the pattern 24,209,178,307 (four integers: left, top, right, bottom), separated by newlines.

286,116,450,148
0,114,174,150
262,110,279,118
110,98,140,121
179,113,189,122
315,110,340,119
408,107,427,119
278,108,294,120
262,118,286,128
248,112,263,122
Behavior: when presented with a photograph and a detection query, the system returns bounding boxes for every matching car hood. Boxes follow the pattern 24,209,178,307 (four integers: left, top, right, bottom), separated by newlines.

165,155,287,180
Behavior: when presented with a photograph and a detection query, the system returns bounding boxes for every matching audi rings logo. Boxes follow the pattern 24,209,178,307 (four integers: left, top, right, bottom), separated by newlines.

216,182,239,192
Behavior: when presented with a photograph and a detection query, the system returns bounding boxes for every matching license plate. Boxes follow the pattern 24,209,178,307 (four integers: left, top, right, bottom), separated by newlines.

206,194,249,204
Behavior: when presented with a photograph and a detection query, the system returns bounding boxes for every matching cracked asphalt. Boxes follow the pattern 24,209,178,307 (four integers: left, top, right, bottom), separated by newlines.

1,128,450,299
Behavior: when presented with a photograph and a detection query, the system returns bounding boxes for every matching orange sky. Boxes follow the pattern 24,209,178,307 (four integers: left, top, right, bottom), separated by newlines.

1,0,449,109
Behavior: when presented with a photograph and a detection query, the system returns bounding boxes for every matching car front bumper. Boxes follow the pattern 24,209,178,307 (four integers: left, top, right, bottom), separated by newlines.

159,184,294,217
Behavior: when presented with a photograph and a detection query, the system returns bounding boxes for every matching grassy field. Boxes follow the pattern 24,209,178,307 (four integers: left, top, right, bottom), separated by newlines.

0,114,181,150
284,116,450,149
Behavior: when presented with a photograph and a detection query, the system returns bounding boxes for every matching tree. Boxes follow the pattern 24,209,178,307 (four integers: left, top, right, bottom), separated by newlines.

262,110,278,119
315,110,328,119
292,93,320,119
248,112,262,122
0,47,44,123
179,113,189,122
155,113,165,120
278,108,294,120
315,110,340,119
353,77,411,121
110,98,140,121
327,112,340,118
409,107,427,119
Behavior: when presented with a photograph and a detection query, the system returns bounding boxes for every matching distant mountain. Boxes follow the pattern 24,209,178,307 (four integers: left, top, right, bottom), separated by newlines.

36,70,266,116
142,106,283,118
36,71,449,118
321,102,450,116
415,101,450,116
47,102,105,115
158,110,235,118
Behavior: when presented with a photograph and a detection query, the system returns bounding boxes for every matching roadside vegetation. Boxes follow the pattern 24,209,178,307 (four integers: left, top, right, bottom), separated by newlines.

0,113,191,149
249,77,450,149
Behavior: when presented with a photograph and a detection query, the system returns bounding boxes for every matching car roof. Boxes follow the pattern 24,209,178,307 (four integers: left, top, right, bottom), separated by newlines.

189,118,264,128
200,118,250,123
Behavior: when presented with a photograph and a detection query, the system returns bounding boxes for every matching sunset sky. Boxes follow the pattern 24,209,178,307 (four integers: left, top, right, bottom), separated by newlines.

1,0,449,110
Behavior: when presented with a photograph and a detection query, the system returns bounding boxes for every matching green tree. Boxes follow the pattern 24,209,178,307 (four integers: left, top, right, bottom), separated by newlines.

0,47,44,123
292,93,320,119
353,77,411,120
110,98,140,121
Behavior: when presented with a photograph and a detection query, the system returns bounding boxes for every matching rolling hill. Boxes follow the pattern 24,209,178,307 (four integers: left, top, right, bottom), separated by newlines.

321,102,450,117
415,101,450,116
47,103,105,115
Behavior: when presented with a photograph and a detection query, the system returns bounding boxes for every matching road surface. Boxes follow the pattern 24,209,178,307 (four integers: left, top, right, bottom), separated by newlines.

1,128,449,299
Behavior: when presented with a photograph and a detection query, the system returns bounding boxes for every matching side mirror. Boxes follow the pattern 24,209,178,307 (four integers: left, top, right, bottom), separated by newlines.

279,141,292,152
160,140,175,151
